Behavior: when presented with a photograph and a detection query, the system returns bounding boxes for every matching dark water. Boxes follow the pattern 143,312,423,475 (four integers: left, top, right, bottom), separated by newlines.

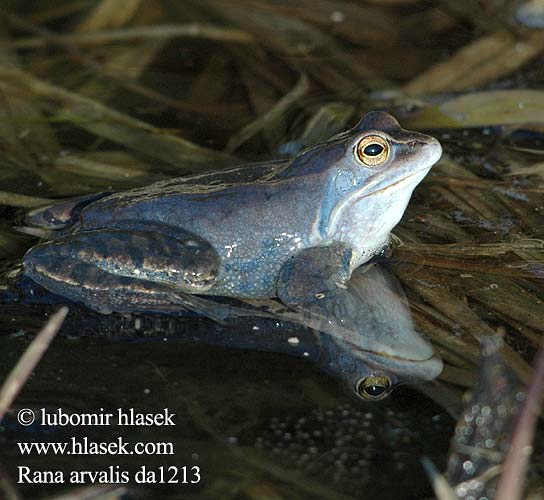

0,303,453,500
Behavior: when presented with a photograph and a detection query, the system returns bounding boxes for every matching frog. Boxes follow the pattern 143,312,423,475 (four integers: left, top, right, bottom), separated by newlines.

22,110,441,308
21,111,443,398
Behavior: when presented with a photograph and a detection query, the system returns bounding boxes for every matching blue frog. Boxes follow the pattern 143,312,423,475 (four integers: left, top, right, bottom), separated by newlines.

23,111,441,308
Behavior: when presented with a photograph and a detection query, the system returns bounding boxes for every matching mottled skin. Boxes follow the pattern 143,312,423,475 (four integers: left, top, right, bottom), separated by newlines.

23,111,441,313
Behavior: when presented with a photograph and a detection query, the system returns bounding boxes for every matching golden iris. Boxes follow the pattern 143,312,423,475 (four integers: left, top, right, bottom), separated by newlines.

356,135,390,167
356,375,392,400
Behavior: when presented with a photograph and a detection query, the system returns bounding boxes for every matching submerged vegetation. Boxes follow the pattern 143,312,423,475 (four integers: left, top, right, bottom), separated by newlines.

0,0,543,499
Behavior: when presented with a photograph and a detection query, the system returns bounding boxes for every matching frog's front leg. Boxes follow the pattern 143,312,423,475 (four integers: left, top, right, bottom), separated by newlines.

23,226,220,314
277,243,375,340
277,243,353,308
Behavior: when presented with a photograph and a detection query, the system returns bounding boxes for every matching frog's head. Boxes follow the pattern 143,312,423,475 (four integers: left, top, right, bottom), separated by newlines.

341,110,441,188
285,111,442,257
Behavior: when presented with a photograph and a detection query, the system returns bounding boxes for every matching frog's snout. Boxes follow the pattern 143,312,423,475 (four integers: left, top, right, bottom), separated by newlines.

423,135,443,166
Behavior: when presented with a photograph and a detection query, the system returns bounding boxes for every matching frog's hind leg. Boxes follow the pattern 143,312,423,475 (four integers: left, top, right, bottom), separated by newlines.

28,258,230,320
23,228,221,316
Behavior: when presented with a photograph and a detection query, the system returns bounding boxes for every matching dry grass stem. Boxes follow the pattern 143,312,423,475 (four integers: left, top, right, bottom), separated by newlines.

495,341,544,500
4,24,255,49
421,456,458,500
226,73,310,153
0,191,53,208
0,68,234,168
0,307,68,423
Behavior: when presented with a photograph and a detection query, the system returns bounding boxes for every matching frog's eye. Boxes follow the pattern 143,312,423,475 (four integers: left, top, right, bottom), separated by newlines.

355,135,390,167
355,375,392,400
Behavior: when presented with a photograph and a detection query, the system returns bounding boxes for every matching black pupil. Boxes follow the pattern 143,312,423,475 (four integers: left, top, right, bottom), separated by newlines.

364,385,386,397
363,143,384,156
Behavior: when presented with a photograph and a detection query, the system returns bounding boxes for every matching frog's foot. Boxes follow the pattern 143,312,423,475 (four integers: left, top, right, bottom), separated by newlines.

277,243,353,308
277,243,369,337
23,228,220,314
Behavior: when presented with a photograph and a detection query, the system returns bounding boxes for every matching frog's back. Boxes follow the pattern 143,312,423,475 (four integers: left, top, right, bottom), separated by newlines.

24,160,286,231
80,160,279,216
79,159,311,231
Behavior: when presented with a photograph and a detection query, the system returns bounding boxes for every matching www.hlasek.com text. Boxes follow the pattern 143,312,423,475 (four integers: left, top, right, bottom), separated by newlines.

18,436,174,456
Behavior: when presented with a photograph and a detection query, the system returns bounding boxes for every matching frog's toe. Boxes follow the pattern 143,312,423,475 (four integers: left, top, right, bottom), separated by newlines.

174,238,218,291
277,244,352,307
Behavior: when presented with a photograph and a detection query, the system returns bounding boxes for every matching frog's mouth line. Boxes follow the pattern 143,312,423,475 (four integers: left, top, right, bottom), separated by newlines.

343,337,437,364
359,166,431,200
361,346,436,364
345,341,443,380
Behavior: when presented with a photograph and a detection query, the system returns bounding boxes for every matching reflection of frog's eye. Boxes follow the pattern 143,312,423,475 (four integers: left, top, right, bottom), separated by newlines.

356,135,390,167
355,375,392,400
